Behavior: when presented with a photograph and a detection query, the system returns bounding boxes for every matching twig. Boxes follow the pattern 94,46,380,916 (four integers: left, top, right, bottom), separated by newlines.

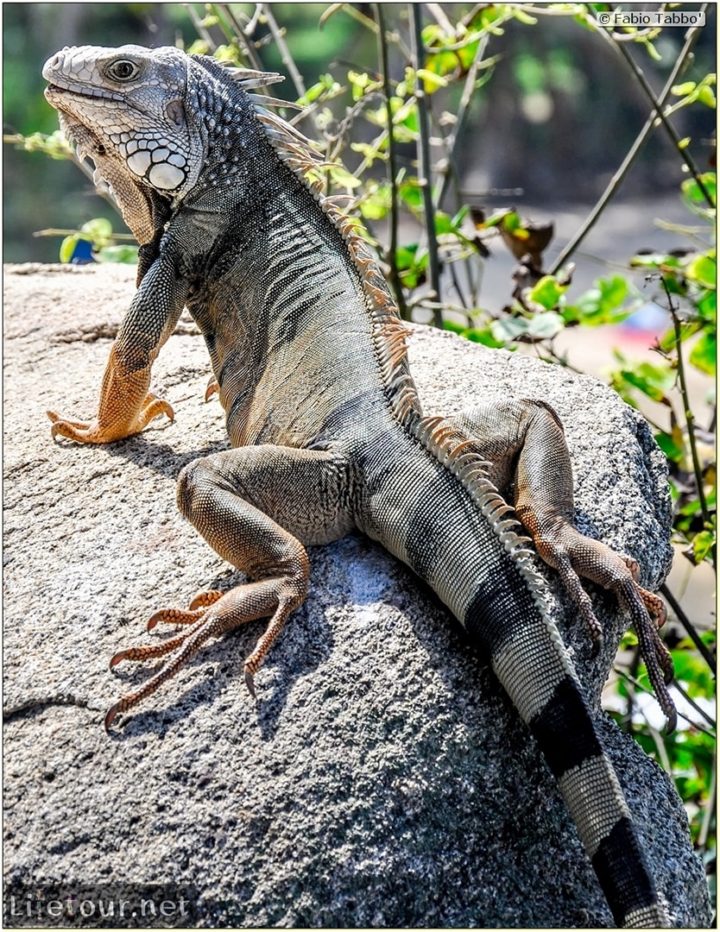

649,725,673,773
434,34,490,211
259,4,306,98
603,4,714,208
660,583,716,671
425,3,455,35
661,276,712,536
325,92,383,162
410,3,442,326
613,667,716,736
218,2,263,70
698,756,716,849
375,4,409,321
33,228,135,241
449,260,470,311
184,3,217,51
550,18,703,274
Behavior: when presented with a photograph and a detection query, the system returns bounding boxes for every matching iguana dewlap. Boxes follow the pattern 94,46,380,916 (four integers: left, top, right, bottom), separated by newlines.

43,44,677,928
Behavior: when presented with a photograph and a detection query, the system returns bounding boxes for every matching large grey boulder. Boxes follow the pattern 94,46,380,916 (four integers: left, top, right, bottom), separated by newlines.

3,263,710,927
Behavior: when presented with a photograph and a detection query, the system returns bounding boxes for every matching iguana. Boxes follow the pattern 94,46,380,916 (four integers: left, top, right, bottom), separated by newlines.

43,44,678,928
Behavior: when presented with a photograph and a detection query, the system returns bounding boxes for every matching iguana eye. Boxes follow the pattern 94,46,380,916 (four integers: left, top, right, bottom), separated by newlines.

107,59,139,81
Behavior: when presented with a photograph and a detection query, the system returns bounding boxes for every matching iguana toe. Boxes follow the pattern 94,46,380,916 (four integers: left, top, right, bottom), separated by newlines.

105,579,300,728
188,589,224,610
147,606,205,631
204,377,220,403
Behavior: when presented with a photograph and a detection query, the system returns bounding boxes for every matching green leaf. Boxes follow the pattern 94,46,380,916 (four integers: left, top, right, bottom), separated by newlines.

358,183,390,221
681,173,716,209
527,311,564,339
398,181,424,211
491,317,529,342
296,73,343,107
685,253,716,289
630,252,681,270
689,331,716,375
514,53,545,95
564,275,632,326
511,7,538,25
97,245,139,264
528,275,566,310
326,164,361,190
81,217,113,246
672,81,697,96
417,68,448,93
612,359,675,403
655,428,685,463
464,326,506,348
696,289,716,321
697,85,717,109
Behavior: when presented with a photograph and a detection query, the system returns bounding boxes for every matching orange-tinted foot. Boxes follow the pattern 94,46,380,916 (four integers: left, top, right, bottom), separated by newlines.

105,578,303,731
48,393,174,444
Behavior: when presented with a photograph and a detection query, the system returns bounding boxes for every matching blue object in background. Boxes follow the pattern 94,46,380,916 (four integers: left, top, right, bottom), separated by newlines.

621,301,668,333
69,238,95,264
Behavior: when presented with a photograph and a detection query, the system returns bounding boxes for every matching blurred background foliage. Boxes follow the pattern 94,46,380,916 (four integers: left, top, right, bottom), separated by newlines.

3,0,716,902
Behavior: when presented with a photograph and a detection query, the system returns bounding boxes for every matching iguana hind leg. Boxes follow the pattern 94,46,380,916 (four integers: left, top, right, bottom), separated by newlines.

106,445,355,730
454,399,676,731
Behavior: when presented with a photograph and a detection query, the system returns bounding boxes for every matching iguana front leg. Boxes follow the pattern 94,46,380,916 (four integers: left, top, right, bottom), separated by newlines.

48,256,186,444
105,445,355,730
453,399,676,730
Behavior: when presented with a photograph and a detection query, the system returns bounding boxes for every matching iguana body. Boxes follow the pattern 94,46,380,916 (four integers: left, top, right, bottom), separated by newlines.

44,44,677,928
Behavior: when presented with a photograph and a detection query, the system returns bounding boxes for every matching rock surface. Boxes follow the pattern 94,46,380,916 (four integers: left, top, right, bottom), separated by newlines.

3,263,710,927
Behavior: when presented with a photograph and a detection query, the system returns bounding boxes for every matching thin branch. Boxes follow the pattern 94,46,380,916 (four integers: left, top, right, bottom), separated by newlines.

603,4,714,208
410,3,442,326
375,4,409,321
434,34,490,211
613,667,716,737
660,583,716,671
218,2,263,70
259,4,306,98
33,228,135,240
661,276,712,535
425,3,455,35
184,3,217,51
648,724,673,773
698,756,716,849
550,17,703,273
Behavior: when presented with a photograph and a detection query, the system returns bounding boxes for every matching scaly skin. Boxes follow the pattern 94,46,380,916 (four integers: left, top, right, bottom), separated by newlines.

43,45,676,927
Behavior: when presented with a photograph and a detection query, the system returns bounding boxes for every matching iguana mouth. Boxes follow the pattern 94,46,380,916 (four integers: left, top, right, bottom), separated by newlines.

45,80,124,102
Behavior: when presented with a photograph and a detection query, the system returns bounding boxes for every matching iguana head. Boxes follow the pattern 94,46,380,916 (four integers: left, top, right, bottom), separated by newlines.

43,45,208,203
43,44,287,252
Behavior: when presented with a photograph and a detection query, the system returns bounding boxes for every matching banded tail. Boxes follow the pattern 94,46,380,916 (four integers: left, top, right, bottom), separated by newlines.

474,602,670,927
367,414,673,928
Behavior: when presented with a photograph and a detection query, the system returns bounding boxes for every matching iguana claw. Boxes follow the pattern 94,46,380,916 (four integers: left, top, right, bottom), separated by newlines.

104,702,121,734
204,377,220,402
47,394,174,444
244,670,256,699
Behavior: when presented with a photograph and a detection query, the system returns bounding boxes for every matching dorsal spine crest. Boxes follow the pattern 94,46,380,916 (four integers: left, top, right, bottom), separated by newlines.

247,91,421,425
